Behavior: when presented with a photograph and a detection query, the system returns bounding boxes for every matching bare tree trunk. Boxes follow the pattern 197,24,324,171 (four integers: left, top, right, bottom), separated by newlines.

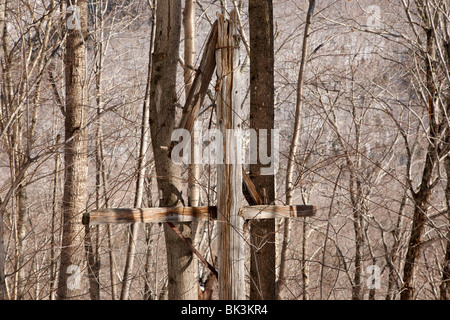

84,225,99,300
83,0,106,300
96,105,116,299
350,173,364,300
182,2,201,300
248,0,276,300
49,135,61,300
285,0,315,205
400,26,438,300
149,0,197,300
301,215,310,300
0,0,5,39
120,2,155,299
183,0,196,96
14,179,27,299
440,156,450,300
276,215,290,299
107,226,117,299
281,0,315,299
184,0,200,208
143,174,154,300
385,192,406,300
0,197,6,300
93,60,116,299
57,0,88,300
13,7,54,297
401,178,433,300
439,10,450,302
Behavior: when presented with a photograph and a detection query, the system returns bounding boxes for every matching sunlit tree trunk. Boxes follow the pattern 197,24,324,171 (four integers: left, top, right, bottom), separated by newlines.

57,0,88,300
149,0,197,300
281,0,315,299
184,0,200,208
440,156,450,300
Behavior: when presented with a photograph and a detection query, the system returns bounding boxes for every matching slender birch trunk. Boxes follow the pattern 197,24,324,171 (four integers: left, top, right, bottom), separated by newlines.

280,0,315,299
184,0,201,208
49,135,61,300
120,2,155,298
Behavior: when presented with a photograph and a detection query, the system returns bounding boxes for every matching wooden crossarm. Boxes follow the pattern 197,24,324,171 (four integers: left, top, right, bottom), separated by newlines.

240,205,316,220
82,205,315,226
82,206,217,225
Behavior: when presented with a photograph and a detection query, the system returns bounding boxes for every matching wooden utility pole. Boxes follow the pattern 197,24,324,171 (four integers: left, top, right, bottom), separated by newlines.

215,10,245,300
83,11,316,301
83,205,314,225
83,205,315,298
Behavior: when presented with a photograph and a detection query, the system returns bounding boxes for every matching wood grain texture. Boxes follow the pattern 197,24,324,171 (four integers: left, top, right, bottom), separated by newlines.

216,10,245,300
241,205,315,220
83,205,315,225
83,206,217,225
178,21,218,133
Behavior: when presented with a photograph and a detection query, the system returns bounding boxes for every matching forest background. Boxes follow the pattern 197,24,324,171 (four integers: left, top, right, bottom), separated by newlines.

0,0,449,300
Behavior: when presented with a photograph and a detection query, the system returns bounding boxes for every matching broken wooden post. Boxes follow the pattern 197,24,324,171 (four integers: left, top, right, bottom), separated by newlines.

215,10,245,300
82,13,318,301
176,21,218,135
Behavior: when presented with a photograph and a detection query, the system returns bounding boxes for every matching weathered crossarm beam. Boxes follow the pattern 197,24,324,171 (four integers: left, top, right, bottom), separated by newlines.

240,205,316,220
82,205,315,226
82,206,217,225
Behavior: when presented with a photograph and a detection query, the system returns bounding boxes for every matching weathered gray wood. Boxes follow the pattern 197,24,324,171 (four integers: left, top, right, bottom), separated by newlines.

83,206,217,225
76,10,320,302
216,10,245,300
241,205,316,220
242,169,263,205
82,205,315,226
178,21,218,134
